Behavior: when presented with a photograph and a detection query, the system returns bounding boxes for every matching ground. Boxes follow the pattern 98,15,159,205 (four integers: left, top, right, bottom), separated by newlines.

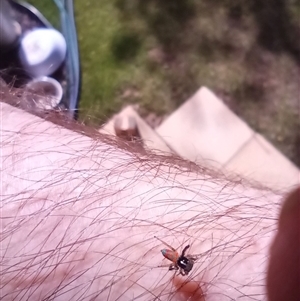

26,0,300,166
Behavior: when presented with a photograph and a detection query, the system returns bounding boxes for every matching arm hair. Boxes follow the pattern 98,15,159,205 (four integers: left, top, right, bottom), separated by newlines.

1,91,284,301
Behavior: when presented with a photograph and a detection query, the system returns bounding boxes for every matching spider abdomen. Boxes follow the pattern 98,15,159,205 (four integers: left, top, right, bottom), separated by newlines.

161,249,179,263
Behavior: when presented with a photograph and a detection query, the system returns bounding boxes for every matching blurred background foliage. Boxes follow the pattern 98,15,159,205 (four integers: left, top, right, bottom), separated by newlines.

26,0,300,165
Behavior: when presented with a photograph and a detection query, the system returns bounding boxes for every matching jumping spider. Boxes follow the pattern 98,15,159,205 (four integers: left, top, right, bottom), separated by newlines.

155,236,197,276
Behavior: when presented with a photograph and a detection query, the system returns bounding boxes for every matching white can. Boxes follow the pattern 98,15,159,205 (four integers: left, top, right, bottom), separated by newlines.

25,76,63,110
19,28,67,77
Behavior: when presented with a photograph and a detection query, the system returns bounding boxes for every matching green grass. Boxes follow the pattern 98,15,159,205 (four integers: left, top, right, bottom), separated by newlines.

25,0,300,166
25,1,60,28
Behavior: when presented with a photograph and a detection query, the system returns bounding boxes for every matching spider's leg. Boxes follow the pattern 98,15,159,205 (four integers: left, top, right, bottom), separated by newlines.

157,263,172,268
186,254,199,261
154,236,177,252
181,245,190,256
179,268,187,276
168,263,179,271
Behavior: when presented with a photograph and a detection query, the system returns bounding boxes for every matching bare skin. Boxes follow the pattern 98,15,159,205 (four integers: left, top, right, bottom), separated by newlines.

0,99,299,301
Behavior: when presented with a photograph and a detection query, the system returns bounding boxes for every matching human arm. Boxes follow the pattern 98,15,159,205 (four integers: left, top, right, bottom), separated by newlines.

0,101,295,301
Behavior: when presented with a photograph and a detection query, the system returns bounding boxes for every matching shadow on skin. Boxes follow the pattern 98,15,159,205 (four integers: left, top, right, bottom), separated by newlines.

173,277,205,301
267,187,300,301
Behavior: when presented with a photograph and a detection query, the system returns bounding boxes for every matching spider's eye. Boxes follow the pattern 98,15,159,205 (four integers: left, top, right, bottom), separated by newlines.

178,257,189,268
178,257,193,272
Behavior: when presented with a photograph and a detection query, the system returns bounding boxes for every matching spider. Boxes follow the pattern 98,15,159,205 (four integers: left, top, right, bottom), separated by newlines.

154,236,197,276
